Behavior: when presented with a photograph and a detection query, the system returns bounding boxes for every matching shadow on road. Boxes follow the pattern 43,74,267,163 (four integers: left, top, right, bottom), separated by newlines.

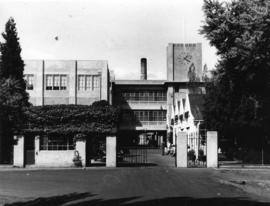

4,193,93,206
5,192,270,206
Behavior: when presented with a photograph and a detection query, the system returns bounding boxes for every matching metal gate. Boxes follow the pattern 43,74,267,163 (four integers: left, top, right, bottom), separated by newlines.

187,131,207,168
117,145,148,167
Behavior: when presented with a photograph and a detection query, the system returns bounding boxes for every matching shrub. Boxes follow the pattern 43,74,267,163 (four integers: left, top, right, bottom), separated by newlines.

188,149,196,161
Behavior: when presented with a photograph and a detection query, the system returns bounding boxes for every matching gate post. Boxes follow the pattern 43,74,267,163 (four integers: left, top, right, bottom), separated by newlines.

176,132,187,168
13,135,24,167
207,131,218,168
106,136,117,167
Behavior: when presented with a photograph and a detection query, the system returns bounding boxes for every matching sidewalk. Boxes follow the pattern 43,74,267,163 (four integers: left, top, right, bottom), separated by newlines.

219,164,270,169
213,168,270,201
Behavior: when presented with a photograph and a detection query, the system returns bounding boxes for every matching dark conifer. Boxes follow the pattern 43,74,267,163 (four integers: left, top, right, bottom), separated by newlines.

0,17,29,163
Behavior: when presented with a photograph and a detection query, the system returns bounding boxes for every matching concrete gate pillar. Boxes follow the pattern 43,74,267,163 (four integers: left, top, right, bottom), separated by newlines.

176,132,187,168
106,136,117,167
173,127,176,145
13,135,24,167
75,139,86,167
35,135,40,154
207,131,218,168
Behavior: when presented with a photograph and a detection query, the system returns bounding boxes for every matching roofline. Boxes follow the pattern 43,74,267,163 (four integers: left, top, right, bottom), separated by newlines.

24,59,108,62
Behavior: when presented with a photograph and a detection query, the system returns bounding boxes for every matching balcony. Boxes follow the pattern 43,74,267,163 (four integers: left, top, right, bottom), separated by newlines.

120,121,167,131
120,100,167,110
125,100,166,104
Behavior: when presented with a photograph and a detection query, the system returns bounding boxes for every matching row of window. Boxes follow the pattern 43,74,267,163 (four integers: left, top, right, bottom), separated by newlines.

24,74,100,91
46,75,67,90
122,110,167,122
40,135,74,151
78,75,100,91
121,91,167,102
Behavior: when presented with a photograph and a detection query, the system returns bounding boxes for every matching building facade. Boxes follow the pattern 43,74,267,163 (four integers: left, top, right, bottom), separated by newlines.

112,79,167,146
18,42,206,167
24,60,110,106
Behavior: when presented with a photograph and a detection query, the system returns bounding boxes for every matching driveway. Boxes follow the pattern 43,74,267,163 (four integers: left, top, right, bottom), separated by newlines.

0,150,268,205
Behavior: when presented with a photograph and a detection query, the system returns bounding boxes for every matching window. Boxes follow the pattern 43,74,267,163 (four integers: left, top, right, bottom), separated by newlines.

78,75,100,91
121,90,167,102
24,74,34,90
46,75,53,90
46,74,67,90
40,135,74,150
86,75,92,90
53,75,60,90
78,75,85,90
93,75,100,88
60,75,67,90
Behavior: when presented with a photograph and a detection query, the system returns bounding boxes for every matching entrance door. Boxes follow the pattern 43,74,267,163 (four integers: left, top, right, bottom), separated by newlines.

25,136,35,165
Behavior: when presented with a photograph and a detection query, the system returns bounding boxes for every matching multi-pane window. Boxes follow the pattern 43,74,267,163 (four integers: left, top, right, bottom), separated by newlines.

24,74,34,90
40,135,74,150
123,110,167,123
78,75,85,90
46,75,53,90
60,75,67,90
93,75,100,88
78,75,100,91
53,75,60,90
121,91,167,102
46,74,67,90
86,75,92,90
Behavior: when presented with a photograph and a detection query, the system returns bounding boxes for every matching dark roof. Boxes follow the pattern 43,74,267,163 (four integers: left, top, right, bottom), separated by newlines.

188,94,205,121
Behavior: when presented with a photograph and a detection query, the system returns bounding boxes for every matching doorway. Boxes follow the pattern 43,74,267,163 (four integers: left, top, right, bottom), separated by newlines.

25,136,35,165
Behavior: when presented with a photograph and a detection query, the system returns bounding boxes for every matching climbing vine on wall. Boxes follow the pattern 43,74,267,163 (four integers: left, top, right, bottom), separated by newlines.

21,100,120,136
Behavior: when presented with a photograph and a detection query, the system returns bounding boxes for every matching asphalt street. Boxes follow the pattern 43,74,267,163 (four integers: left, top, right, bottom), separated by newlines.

0,150,269,205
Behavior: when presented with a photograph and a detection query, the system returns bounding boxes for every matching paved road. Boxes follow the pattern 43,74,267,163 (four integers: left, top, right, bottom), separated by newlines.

0,150,268,205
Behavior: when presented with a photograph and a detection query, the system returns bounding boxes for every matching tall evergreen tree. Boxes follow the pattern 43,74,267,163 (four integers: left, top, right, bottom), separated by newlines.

0,17,29,163
201,0,270,151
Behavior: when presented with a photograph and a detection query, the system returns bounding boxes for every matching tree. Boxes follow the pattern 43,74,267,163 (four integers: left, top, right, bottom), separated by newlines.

0,17,29,163
200,0,270,150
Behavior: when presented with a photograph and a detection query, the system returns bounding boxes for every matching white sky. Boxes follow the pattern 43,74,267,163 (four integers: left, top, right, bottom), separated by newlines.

0,0,218,80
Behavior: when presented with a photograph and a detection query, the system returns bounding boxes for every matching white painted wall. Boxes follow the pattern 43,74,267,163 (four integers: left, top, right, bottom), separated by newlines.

176,132,187,168
35,150,75,167
106,136,116,167
13,135,24,167
75,140,86,167
207,131,218,168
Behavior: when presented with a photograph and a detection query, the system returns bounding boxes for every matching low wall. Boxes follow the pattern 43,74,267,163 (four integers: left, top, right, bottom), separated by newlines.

35,150,75,167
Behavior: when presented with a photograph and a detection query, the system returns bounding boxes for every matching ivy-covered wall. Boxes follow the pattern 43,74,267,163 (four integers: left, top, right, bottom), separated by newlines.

22,100,120,137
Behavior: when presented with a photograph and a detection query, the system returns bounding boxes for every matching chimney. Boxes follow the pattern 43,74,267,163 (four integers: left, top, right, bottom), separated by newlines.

140,58,147,80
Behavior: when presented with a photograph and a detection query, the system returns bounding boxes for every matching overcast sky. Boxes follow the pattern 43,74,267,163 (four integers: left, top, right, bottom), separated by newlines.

0,0,218,80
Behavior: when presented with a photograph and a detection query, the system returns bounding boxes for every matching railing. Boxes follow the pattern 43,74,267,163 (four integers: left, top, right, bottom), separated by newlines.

128,100,166,104
218,147,270,166
121,100,167,105
187,132,207,168
139,121,166,126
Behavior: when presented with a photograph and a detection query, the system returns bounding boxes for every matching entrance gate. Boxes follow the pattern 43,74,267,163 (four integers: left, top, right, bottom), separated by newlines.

117,145,148,166
187,131,207,168
117,137,161,167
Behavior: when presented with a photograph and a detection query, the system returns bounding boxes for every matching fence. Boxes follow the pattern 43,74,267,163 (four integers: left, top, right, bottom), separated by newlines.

219,146,270,166
187,131,207,167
